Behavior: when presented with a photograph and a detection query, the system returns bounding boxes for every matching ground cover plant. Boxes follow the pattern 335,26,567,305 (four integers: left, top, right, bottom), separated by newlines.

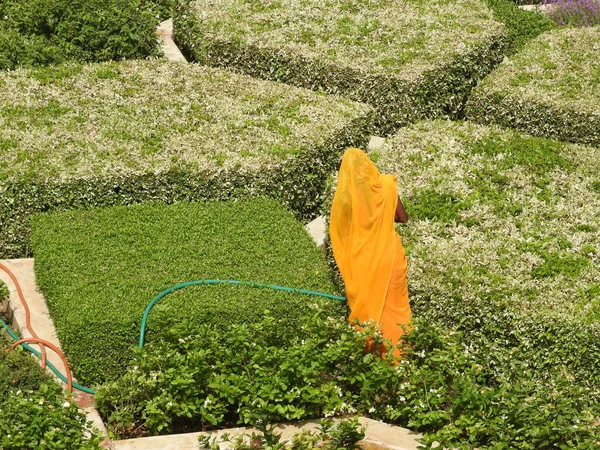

31,198,346,386
0,60,372,259
174,0,508,133
0,336,102,449
482,0,555,52
373,120,600,323
96,305,600,447
466,26,600,146
0,0,161,70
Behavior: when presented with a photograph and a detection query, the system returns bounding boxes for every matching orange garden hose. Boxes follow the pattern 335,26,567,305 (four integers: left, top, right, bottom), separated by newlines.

9,337,73,393
0,263,49,368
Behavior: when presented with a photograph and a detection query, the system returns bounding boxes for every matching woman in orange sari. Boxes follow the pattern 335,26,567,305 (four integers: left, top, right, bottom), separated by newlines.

329,148,411,357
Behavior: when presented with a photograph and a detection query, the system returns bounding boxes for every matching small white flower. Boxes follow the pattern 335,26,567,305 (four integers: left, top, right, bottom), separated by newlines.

62,401,71,408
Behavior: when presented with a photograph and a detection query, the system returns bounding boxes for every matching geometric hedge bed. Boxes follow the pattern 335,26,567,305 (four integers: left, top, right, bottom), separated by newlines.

372,120,600,396
174,0,508,133
466,26,600,147
374,120,600,323
31,198,346,386
0,60,373,258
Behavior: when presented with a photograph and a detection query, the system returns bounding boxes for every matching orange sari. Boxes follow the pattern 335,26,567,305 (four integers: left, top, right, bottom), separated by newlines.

329,148,411,356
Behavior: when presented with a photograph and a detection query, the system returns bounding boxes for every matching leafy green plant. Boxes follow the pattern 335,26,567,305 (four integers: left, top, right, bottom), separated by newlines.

95,304,600,447
0,337,102,449
0,0,161,70
0,280,8,303
31,198,346,386
482,0,555,53
198,418,365,450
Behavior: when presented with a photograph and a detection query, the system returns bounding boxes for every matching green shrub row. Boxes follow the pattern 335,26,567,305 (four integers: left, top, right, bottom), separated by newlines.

482,0,555,53
173,0,509,134
95,306,600,447
0,60,372,258
372,120,600,322
466,26,600,147
0,0,162,70
0,337,102,449
31,198,346,386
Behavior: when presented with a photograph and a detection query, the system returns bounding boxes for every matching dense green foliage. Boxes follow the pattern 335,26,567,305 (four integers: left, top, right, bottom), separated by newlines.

482,0,555,53
0,60,371,259
31,199,345,386
375,121,600,321
0,337,102,449
0,280,8,302
174,0,508,133
0,0,161,70
96,306,600,447
466,27,600,146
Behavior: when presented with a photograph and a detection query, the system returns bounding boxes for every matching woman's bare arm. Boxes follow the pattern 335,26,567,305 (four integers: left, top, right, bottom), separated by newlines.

395,196,409,223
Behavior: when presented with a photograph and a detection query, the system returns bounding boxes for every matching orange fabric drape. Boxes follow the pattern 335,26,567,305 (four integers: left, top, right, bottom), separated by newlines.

329,148,411,356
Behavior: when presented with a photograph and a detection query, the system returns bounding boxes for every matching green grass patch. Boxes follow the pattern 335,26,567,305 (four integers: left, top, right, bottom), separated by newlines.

174,0,508,132
0,60,372,258
375,120,600,321
31,198,346,386
466,26,600,146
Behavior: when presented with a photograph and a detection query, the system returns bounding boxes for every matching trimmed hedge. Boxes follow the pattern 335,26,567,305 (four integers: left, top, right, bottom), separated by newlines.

31,198,346,386
173,0,509,134
373,120,600,322
0,0,161,70
466,26,600,147
365,120,600,389
0,60,373,258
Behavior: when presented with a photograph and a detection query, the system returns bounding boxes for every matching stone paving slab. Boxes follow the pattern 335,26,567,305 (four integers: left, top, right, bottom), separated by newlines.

0,258,110,446
156,18,187,63
113,417,422,450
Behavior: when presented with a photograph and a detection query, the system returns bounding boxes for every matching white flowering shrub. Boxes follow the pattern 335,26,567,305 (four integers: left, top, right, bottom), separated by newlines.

374,120,600,323
0,60,373,258
173,0,509,133
466,26,600,147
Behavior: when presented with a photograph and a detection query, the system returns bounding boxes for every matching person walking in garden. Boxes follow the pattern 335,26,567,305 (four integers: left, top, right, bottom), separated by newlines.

329,148,411,357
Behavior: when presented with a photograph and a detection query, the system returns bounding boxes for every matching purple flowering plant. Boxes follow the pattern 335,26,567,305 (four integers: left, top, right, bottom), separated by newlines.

542,0,600,26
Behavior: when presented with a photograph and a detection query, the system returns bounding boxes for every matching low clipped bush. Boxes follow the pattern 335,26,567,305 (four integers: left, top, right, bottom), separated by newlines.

0,337,102,449
0,280,8,302
96,306,600,447
466,26,600,146
0,0,161,70
482,0,555,52
174,0,508,133
31,198,346,386
0,60,372,258
373,120,600,324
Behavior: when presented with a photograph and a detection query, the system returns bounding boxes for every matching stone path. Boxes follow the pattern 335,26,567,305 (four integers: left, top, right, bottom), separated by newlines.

113,417,423,450
156,19,187,63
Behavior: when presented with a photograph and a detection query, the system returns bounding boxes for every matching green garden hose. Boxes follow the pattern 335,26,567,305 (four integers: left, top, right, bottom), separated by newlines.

138,279,347,348
2,280,346,396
